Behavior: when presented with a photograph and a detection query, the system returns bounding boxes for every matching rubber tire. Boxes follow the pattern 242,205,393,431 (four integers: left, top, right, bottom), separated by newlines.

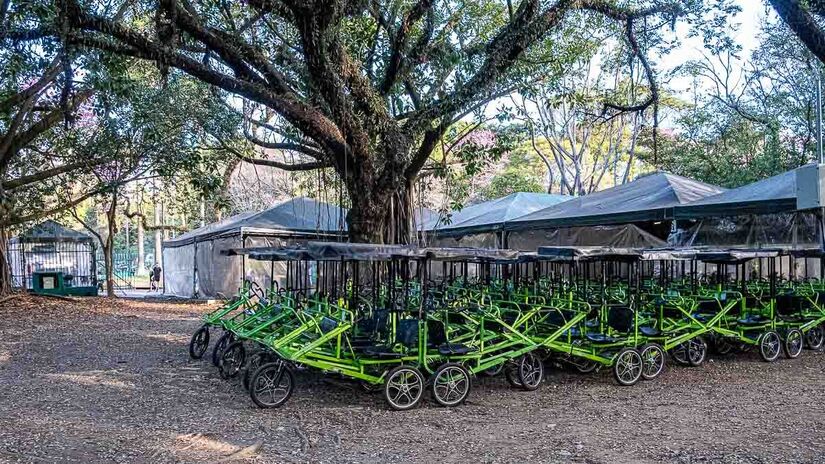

712,337,734,356
613,348,643,386
383,366,425,411
516,353,544,391
188,325,210,360
481,363,504,377
243,351,270,390
805,325,825,350
686,337,707,367
249,362,295,409
759,331,782,362
212,332,234,367
219,341,246,379
640,343,666,380
431,363,472,407
504,361,522,388
783,329,803,359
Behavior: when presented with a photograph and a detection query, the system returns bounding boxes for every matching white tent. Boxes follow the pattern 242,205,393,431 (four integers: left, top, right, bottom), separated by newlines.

162,197,346,298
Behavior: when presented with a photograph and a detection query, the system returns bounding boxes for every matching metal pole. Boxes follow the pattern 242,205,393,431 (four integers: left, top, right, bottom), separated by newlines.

817,68,823,164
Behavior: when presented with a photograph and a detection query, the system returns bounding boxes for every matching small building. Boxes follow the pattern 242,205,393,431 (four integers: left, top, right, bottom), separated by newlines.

8,220,97,289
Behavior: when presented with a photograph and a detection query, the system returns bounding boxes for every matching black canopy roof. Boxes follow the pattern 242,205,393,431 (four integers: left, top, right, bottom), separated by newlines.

673,167,800,219
506,172,724,230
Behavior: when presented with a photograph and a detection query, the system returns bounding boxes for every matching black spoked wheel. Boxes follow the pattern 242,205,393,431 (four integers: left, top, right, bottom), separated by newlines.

383,366,425,411
249,362,295,409
640,343,666,380
431,363,471,407
504,361,522,388
669,343,688,366
219,341,246,379
712,337,735,355
481,363,504,377
242,351,269,390
570,358,599,374
805,326,824,350
212,332,234,367
759,331,782,362
517,353,544,391
686,337,707,367
783,329,803,359
188,325,210,360
613,348,643,386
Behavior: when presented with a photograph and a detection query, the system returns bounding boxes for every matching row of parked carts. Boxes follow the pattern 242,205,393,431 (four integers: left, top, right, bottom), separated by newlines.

187,242,825,410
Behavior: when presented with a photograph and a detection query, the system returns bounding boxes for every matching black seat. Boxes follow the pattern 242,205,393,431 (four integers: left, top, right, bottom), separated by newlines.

737,314,767,325
585,333,617,343
438,343,476,355
607,305,634,333
319,316,338,334
427,319,476,356
640,326,661,336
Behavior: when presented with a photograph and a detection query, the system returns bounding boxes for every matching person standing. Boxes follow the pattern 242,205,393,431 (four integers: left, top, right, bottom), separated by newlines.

150,263,162,291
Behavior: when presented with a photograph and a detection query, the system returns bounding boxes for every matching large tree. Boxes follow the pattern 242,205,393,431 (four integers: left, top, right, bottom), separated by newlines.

13,0,716,243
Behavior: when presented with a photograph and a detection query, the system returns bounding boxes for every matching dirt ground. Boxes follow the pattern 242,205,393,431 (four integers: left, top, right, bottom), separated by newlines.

1,295,824,463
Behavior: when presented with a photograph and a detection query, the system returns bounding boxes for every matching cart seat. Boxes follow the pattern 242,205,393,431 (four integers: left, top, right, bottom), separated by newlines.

585,319,599,328
438,343,476,355
361,345,406,358
585,333,618,343
737,315,768,325
562,327,582,338
639,326,661,337
691,313,710,322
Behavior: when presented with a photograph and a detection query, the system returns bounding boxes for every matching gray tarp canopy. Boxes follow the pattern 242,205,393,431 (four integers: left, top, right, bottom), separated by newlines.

165,197,347,247
506,173,724,230
537,246,642,261
426,192,569,236
10,219,93,243
673,168,800,219
424,247,520,261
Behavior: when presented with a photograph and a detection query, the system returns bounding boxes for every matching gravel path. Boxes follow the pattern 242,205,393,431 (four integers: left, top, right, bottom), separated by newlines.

0,295,824,463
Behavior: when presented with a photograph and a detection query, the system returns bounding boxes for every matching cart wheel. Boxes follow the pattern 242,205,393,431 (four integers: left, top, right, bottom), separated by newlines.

431,363,471,407
211,332,234,367
517,353,544,391
712,337,734,355
242,351,268,390
613,348,643,386
783,329,803,359
571,358,599,374
686,337,707,367
384,366,425,411
188,325,210,360
805,326,824,350
640,343,666,380
219,341,246,379
481,363,504,377
249,362,294,409
504,361,523,388
758,331,782,362
669,343,688,366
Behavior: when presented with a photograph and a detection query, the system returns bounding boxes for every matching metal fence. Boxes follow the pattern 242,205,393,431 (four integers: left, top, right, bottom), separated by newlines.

9,240,97,290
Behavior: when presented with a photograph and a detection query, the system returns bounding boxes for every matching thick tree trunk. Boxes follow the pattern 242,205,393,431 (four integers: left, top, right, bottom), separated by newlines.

136,216,145,275
345,179,414,244
105,193,118,297
0,226,11,296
